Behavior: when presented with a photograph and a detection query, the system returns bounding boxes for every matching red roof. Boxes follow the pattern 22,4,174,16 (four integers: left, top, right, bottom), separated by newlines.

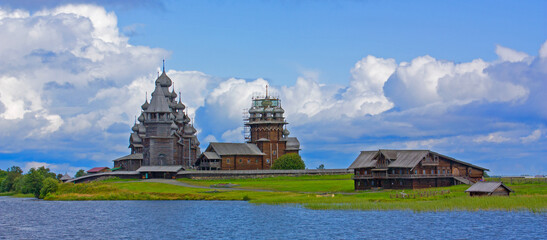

87,167,110,173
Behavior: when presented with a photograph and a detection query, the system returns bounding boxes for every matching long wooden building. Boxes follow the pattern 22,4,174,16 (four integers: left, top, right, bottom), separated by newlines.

349,149,488,190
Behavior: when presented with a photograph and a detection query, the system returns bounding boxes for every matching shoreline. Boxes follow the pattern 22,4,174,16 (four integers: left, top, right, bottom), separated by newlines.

37,175,546,213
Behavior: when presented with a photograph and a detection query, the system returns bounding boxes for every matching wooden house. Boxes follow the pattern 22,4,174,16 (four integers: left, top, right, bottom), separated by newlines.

195,143,266,170
465,182,514,196
349,150,488,190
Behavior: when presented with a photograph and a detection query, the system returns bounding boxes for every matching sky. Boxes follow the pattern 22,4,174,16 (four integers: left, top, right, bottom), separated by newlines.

0,0,545,176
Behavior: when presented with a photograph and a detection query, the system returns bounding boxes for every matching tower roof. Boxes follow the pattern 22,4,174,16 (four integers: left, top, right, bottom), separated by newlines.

145,82,172,112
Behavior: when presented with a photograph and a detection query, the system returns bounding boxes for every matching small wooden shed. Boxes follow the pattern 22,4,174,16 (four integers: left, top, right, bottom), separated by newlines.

465,181,514,196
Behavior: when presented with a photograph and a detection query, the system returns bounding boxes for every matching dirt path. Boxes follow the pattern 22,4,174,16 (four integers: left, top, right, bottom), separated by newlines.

139,179,275,192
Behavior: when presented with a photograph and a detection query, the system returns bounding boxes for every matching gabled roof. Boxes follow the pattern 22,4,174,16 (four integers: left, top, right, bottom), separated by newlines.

430,150,489,171
348,151,377,169
202,151,221,159
379,149,398,160
87,167,110,173
465,182,514,193
209,142,265,156
285,137,300,150
348,149,488,171
387,150,429,168
60,173,72,180
113,153,143,161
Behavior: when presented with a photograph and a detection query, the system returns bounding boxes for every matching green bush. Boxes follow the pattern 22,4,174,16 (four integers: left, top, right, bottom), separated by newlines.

40,178,59,199
271,153,305,170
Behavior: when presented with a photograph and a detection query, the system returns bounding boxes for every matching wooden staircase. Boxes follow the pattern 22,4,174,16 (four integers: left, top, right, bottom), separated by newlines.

453,176,474,185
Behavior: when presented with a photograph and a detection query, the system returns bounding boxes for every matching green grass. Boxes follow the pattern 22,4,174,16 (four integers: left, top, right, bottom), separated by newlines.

45,175,547,212
0,192,34,198
177,174,355,192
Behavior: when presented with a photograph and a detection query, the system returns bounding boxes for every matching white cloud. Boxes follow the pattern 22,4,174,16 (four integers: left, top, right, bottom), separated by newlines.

473,132,511,143
496,45,531,63
207,77,269,121
521,129,542,143
0,4,167,152
384,54,530,110
221,127,244,142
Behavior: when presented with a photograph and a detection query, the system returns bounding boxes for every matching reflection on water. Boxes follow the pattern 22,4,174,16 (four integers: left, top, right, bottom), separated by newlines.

0,197,544,240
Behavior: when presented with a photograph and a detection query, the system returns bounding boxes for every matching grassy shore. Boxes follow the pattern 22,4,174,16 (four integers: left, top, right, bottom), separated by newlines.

44,175,546,212
0,192,35,198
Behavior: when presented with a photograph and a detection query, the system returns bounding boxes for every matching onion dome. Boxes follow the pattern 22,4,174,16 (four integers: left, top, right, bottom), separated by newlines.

132,123,139,132
138,113,145,122
171,90,177,99
141,99,149,110
283,128,290,137
175,99,186,110
170,122,178,130
155,71,172,87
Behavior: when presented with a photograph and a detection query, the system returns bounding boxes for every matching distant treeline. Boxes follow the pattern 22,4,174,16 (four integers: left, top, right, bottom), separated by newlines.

0,166,82,199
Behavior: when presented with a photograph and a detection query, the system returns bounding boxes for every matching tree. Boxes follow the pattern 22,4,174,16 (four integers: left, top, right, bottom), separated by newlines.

75,169,86,178
1,166,23,192
271,153,305,170
21,166,56,198
317,164,325,170
21,168,45,198
56,174,63,180
39,178,59,199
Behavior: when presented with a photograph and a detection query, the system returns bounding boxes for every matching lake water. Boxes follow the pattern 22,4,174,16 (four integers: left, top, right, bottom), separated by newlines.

0,197,545,240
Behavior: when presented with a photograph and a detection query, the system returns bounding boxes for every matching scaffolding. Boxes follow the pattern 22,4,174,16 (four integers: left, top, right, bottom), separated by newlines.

242,108,250,141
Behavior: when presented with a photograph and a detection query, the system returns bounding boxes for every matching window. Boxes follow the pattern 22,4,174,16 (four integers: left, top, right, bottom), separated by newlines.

365,170,368,175
247,159,250,164
255,159,258,163
239,159,242,163
371,180,374,186
423,170,426,175
392,169,395,174
357,181,361,186
355,171,360,175
415,170,418,174
273,150,277,156
443,169,446,174
400,169,403,174
266,159,270,163
227,159,230,164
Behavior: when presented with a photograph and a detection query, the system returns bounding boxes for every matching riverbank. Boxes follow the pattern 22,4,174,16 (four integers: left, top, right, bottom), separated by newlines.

44,175,546,212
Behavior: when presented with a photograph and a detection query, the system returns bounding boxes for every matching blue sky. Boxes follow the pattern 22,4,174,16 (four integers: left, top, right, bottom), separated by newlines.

0,0,545,176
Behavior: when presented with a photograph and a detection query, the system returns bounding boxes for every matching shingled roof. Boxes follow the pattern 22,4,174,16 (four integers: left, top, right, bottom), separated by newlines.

348,149,488,171
209,142,265,156
113,153,143,162
465,182,513,193
145,82,171,113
